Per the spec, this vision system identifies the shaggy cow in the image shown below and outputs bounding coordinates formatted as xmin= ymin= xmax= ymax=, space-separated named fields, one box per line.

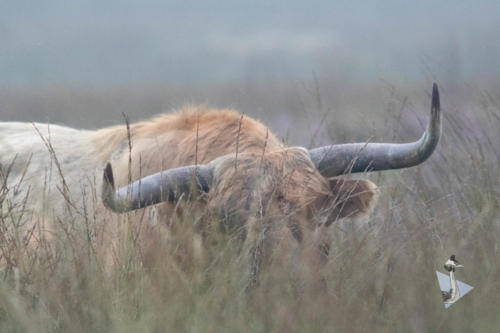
xmin=0 ymin=84 xmax=440 ymax=281
xmin=103 ymin=83 xmax=440 ymax=278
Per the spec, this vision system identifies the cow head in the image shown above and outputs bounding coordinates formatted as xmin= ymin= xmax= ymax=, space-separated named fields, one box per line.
xmin=102 ymin=84 xmax=440 ymax=231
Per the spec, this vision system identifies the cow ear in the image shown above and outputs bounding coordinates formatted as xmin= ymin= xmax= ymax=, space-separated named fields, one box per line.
xmin=324 ymin=178 xmax=379 ymax=223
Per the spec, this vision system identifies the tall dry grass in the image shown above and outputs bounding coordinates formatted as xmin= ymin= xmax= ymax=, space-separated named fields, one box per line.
xmin=0 ymin=80 xmax=499 ymax=332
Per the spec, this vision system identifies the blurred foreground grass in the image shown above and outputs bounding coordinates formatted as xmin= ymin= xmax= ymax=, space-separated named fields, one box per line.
xmin=0 ymin=80 xmax=499 ymax=332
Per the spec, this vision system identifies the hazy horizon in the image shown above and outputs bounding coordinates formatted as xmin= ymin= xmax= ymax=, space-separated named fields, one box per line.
xmin=1 ymin=1 xmax=499 ymax=88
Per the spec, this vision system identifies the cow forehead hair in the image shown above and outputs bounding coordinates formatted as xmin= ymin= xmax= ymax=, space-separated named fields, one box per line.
xmin=211 ymin=146 xmax=318 ymax=178
xmin=209 ymin=147 xmax=331 ymax=203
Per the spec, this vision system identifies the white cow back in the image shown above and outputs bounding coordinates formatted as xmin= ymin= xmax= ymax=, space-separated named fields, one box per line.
xmin=0 ymin=122 xmax=104 ymax=218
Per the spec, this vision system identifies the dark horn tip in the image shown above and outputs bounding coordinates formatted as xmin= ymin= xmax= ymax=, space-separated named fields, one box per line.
xmin=432 ymin=83 xmax=440 ymax=111
xmin=103 ymin=162 xmax=115 ymax=190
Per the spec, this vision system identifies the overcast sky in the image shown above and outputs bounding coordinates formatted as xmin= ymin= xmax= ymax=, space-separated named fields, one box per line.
xmin=1 ymin=1 xmax=499 ymax=87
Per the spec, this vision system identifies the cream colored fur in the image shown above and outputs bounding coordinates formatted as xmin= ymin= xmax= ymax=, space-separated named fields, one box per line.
xmin=0 ymin=106 xmax=379 ymax=275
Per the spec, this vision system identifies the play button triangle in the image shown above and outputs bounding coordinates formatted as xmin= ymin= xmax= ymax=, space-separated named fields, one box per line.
xmin=436 ymin=270 xmax=473 ymax=308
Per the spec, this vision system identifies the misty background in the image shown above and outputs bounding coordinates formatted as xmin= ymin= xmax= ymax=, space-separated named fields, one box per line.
xmin=0 ymin=0 xmax=499 ymax=144
xmin=2 ymin=1 xmax=499 ymax=86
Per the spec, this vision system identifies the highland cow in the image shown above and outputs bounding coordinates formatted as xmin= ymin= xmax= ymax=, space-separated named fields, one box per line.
xmin=0 ymin=84 xmax=440 ymax=283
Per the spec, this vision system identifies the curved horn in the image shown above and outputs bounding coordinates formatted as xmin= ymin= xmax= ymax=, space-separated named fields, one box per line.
xmin=102 ymin=162 xmax=213 ymax=213
xmin=309 ymin=83 xmax=441 ymax=177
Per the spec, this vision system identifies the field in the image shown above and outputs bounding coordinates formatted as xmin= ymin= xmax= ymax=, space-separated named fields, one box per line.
xmin=0 ymin=78 xmax=499 ymax=332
